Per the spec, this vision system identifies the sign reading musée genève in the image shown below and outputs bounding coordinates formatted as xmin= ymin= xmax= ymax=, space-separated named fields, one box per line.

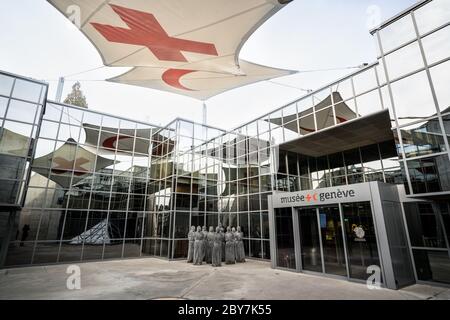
xmin=271 ymin=183 xmax=372 ymax=208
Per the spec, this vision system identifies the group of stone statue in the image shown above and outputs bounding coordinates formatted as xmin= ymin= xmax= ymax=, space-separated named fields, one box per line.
xmin=187 ymin=225 xmax=246 ymax=267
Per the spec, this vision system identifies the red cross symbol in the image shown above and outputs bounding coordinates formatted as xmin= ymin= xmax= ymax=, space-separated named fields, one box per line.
xmin=52 ymin=157 xmax=90 ymax=176
xmin=306 ymin=194 xmax=312 ymax=202
xmin=91 ymin=4 xmax=218 ymax=62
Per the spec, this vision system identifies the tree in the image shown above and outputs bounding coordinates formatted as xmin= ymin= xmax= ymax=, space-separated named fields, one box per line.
xmin=64 ymin=82 xmax=88 ymax=108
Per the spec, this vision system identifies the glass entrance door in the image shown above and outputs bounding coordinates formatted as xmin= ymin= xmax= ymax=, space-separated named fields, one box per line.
xmin=342 ymin=202 xmax=380 ymax=280
xmin=297 ymin=205 xmax=347 ymax=277
xmin=298 ymin=208 xmax=322 ymax=272
xmin=319 ymin=206 xmax=347 ymax=276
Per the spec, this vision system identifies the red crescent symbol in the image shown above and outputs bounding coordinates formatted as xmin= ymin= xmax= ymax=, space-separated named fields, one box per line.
xmin=336 ymin=116 xmax=347 ymax=124
xmin=103 ymin=135 xmax=131 ymax=149
xmin=162 ymin=69 xmax=197 ymax=91
xmin=300 ymin=126 xmax=315 ymax=133
xmin=313 ymin=194 xmax=318 ymax=201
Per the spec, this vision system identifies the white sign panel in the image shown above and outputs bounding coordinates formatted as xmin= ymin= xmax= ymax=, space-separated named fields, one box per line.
xmin=271 ymin=183 xmax=373 ymax=208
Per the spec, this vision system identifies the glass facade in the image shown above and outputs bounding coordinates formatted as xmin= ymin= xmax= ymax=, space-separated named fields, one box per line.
xmin=0 ymin=0 xmax=448 ymax=286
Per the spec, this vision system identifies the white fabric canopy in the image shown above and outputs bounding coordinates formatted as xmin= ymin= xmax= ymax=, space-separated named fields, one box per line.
xmin=32 ymin=139 xmax=116 ymax=188
xmin=82 ymin=123 xmax=175 ymax=156
xmin=47 ymin=0 xmax=296 ymax=100
xmin=269 ymin=92 xmax=358 ymax=135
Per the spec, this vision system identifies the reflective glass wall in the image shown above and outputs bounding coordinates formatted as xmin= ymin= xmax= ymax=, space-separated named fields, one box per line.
xmin=372 ymin=0 xmax=450 ymax=285
xmin=5 ymin=102 xmax=165 ymax=266
xmin=0 ymin=72 xmax=47 ymax=207
xmin=374 ymin=0 xmax=450 ymax=196
xmin=0 ymin=71 xmax=48 ymax=267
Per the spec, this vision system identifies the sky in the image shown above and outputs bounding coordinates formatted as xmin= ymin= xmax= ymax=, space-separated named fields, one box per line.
xmin=0 ymin=0 xmax=418 ymax=130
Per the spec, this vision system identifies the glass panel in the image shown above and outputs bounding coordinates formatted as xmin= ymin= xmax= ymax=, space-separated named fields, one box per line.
xmin=319 ymin=206 xmax=347 ymax=276
xmin=44 ymin=103 xmax=62 ymax=122
xmin=0 ymin=179 xmax=22 ymax=204
xmin=390 ymin=71 xmax=436 ymax=126
xmin=104 ymin=240 xmax=124 ymax=259
xmin=315 ymin=107 xmax=335 ymax=130
xmin=412 ymin=249 xmax=450 ymax=284
xmin=250 ymin=240 xmax=262 ymax=259
xmin=275 ymin=208 xmax=296 ymax=269
xmin=384 ymin=41 xmax=424 ymax=80
xmin=61 ymin=211 xmax=88 ymax=241
xmin=263 ymin=241 xmax=270 ymax=260
xmin=329 ymin=153 xmax=345 ymax=177
xmin=59 ymin=241 xmax=82 ymax=263
xmin=123 ymin=240 xmax=141 ymax=258
xmin=353 ymin=68 xmax=378 ymax=95
xmin=379 ymin=15 xmax=416 ymax=53
xmin=36 ymin=212 xmax=65 ymax=240
xmin=3 ymin=120 xmax=33 ymax=138
xmin=12 ymin=79 xmax=43 ymax=103
xmin=298 ymin=114 xmax=315 ymax=135
xmin=33 ymin=242 xmax=59 ymax=264
xmin=430 ymin=60 xmax=450 ymax=112
xmin=5 ymin=242 xmax=34 ymax=266
xmin=173 ymin=240 xmax=188 ymax=258
xmin=39 ymin=120 xmax=60 ymax=139
xmin=415 ymin=0 xmax=450 ymax=35
xmin=250 ymin=212 xmax=261 ymax=238
xmin=332 ymin=80 xmax=354 ymax=102
xmin=0 ymin=97 xmax=8 ymax=118
xmin=299 ymin=208 xmax=322 ymax=272
xmin=262 ymin=212 xmax=269 ymax=239
xmin=407 ymin=157 xmax=445 ymax=194
xmin=404 ymin=202 xmax=447 ymax=248
xmin=400 ymin=119 xmax=446 ymax=158
xmin=355 ymin=89 xmax=383 ymax=117
xmin=0 ymin=74 xmax=14 ymax=96
xmin=439 ymin=202 xmax=450 ymax=245
xmin=342 ymin=202 xmax=381 ymax=280
xmin=422 ymin=26 xmax=450 ymax=65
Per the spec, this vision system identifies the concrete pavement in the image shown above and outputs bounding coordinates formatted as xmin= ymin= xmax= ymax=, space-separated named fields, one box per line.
xmin=0 ymin=258 xmax=449 ymax=300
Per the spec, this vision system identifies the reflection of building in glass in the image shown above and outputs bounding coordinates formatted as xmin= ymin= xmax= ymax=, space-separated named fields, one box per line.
xmin=0 ymin=0 xmax=449 ymax=288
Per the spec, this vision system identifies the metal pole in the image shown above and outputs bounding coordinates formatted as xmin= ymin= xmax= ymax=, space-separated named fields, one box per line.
xmin=55 ymin=77 xmax=65 ymax=102
xmin=202 ymin=102 xmax=207 ymax=126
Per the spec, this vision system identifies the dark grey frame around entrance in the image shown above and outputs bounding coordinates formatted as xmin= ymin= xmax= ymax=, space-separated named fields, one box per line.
xmin=268 ymin=182 xmax=416 ymax=290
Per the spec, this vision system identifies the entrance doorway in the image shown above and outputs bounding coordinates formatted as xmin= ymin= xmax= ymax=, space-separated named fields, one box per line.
xmin=298 ymin=205 xmax=346 ymax=277
xmin=297 ymin=203 xmax=380 ymax=280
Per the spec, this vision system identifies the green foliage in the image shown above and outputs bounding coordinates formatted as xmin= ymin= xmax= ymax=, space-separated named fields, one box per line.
xmin=64 ymin=82 xmax=88 ymax=108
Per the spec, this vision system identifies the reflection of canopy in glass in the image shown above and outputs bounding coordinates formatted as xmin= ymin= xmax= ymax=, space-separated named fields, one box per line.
xmin=83 ymin=123 xmax=174 ymax=156
xmin=47 ymin=0 xmax=296 ymax=100
xmin=0 ymin=127 xmax=32 ymax=157
xmin=268 ymin=92 xmax=358 ymax=135
xmin=32 ymin=139 xmax=116 ymax=188
xmin=400 ymin=120 xmax=446 ymax=147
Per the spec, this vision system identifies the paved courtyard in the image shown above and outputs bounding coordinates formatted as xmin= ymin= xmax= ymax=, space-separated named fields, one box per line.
xmin=0 ymin=258 xmax=449 ymax=300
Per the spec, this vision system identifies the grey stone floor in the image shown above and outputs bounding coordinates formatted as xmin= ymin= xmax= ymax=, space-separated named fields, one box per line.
xmin=0 ymin=258 xmax=449 ymax=300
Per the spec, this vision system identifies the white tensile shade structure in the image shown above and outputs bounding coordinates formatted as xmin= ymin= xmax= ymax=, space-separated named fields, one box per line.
xmin=0 ymin=127 xmax=32 ymax=157
xmin=82 ymin=123 xmax=175 ymax=156
xmin=268 ymin=92 xmax=358 ymax=135
xmin=47 ymin=0 xmax=296 ymax=100
xmin=32 ymin=139 xmax=116 ymax=188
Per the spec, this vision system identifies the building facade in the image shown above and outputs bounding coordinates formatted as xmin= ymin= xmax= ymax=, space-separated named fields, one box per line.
xmin=0 ymin=0 xmax=449 ymax=288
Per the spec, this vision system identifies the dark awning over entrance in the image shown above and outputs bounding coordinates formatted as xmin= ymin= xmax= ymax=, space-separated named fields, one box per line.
xmin=279 ymin=109 xmax=394 ymax=157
